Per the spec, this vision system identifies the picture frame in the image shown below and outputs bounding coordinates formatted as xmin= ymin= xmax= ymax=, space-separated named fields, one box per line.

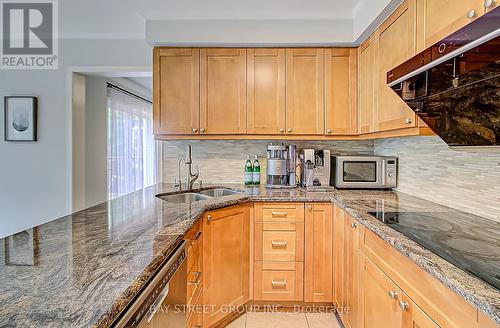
xmin=4 ymin=227 xmax=40 ymax=266
xmin=4 ymin=96 xmax=38 ymax=142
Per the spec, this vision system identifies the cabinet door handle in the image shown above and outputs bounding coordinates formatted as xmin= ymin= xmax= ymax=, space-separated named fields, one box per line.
xmin=405 ymin=118 xmax=412 ymax=124
xmin=399 ymin=300 xmax=409 ymax=311
xmin=388 ymin=290 xmax=398 ymax=300
xmin=271 ymin=279 xmax=287 ymax=287
xmin=192 ymin=128 xmax=198 ymax=133
xmin=287 ymin=128 xmax=292 ymax=133
xmin=351 ymin=222 xmax=357 ymax=229
xmin=466 ymin=9 xmax=477 ymax=19
xmin=271 ymin=240 xmax=288 ymax=247
xmin=271 ymin=211 xmax=288 ymax=217
xmin=326 ymin=129 xmax=332 ymax=134
xmin=307 ymin=204 xmax=313 ymax=210
xmin=193 ymin=231 xmax=202 ymax=241
xmin=484 ymin=0 xmax=496 ymax=8
xmin=200 ymin=128 xmax=206 ymax=133
xmin=207 ymin=215 xmax=212 ymax=222
xmin=279 ymin=128 xmax=285 ymax=133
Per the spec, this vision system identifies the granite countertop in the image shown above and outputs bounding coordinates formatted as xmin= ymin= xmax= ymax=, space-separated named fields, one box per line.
xmin=0 ymin=184 xmax=498 ymax=327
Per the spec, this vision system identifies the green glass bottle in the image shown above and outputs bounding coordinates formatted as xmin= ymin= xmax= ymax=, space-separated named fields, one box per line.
xmin=253 ymin=155 xmax=261 ymax=185
xmin=244 ymin=155 xmax=253 ymax=185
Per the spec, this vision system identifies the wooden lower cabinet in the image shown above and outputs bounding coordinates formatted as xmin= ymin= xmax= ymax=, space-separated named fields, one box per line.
xmin=202 ymin=204 xmax=250 ymax=327
xmin=333 ymin=206 xmax=345 ymax=309
xmin=402 ymin=293 xmax=439 ymax=328
xmin=333 ymin=206 xmax=359 ymax=328
xmin=304 ymin=203 xmax=333 ymax=302
xmin=253 ymin=203 xmax=305 ymax=302
xmin=359 ymin=252 xmax=403 ymax=328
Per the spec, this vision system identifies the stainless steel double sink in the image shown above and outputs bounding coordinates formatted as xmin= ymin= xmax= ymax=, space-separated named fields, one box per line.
xmin=157 ymin=188 xmax=242 ymax=204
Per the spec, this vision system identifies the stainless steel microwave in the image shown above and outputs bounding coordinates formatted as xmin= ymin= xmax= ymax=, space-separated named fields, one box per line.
xmin=331 ymin=156 xmax=397 ymax=189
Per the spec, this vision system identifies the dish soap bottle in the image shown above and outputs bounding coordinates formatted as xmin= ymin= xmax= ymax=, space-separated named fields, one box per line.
xmin=244 ymin=155 xmax=253 ymax=185
xmin=253 ymin=155 xmax=260 ymax=185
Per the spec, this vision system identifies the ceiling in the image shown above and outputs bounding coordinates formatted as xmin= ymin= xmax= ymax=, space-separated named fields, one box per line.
xmin=60 ymin=0 xmax=400 ymax=44
xmin=124 ymin=0 xmax=364 ymax=20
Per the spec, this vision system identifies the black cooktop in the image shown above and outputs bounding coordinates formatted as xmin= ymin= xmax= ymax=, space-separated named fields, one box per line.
xmin=368 ymin=211 xmax=500 ymax=291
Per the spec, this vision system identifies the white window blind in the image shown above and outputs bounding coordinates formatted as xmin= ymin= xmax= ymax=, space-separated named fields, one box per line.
xmin=107 ymin=86 xmax=155 ymax=200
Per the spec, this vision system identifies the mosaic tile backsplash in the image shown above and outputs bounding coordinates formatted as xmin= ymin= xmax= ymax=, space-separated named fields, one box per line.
xmin=375 ymin=136 xmax=500 ymax=222
xmin=160 ymin=140 xmax=374 ymax=185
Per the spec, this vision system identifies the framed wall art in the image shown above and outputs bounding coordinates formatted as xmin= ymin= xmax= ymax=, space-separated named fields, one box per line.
xmin=4 ymin=96 xmax=38 ymax=142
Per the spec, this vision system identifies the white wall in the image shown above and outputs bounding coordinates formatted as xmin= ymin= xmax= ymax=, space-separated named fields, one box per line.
xmin=0 ymin=39 xmax=152 ymax=238
xmin=72 ymin=73 xmax=87 ymax=211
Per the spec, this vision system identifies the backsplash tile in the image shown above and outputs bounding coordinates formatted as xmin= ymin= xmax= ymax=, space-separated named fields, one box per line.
xmin=160 ymin=140 xmax=374 ymax=185
xmin=375 ymin=136 xmax=500 ymax=222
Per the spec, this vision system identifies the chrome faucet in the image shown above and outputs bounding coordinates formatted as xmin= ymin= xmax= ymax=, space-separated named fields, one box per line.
xmin=174 ymin=158 xmax=185 ymax=191
xmin=185 ymin=144 xmax=199 ymax=191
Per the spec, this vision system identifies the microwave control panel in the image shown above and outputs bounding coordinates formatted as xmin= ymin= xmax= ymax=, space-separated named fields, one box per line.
xmin=385 ymin=158 xmax=397 ymax=187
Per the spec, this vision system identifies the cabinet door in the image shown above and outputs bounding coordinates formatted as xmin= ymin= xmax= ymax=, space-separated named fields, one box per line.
xmin=359 ymin=253 xmax=403 ymax=328
xmin=333 ymin=206 xmax=345 ymax=309
xmin=200 ymin=48 xmax=247 ymax=134
xmin=247 ymin=48 xmax=286 ymax=135
xmin=402 ymin=293 xmax=439 ymax=328
xmin=286 ymin=48 xmax=325 ymax=135
xmin=378 ymin=1 xmax=418 ymax=132
xmin=417 ymin=0 xmax=484 ymax=49
xmin=344 ymin=214 xmax=359 ymax=328
xmin=305 ymin=203 xmax=333 ymax=302
xmin=203 ymin=205 xmax=250 ymax=327
xmin=153 ymin=48 xmax=200 ymax=135
xmin=358 ymin=37 xmax=376 ymax=134
xmin=325 ymin=48 xmax=358 ymax=135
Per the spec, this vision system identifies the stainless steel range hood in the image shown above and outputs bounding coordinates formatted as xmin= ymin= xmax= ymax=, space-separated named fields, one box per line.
xmin=388 ymin=7 xmax=500 ymax=148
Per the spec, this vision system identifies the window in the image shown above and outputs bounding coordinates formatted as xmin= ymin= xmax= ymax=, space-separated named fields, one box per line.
xmin=107 ymin=85 xmax=155 ymax=200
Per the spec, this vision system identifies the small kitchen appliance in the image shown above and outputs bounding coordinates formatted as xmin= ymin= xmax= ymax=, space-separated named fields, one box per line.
xmin=331 ymin=155 xmax=397 ymax=189
xmin=299 ymin=149 xmax=331 ymax=188
xmin=266 ymin=143 xmax=297 ymax=188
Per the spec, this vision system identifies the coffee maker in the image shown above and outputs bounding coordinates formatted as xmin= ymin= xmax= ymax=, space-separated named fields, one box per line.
xmin=300 ymin=149 xmax=331 ymax=188
xmin=266 ymin=143 xmax=297 ymax=188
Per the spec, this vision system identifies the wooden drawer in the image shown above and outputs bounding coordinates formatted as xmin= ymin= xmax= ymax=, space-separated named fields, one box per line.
xmin=253 ymin=261 xmax=303 ymax=301
xmin=360 ymin=227 xmax=477 ymax=328
xmin=254 ymin=222 xmax=304 ymax=262
xmin=186 ymin=220 xmax=202 ymax=306
xmin=255 ymin=203 xmax=304 ymax=223
xmin=187 ymin=288 xmax=203 ymax=328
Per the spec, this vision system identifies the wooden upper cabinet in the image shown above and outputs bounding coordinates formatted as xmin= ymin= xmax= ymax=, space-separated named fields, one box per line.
xmin=377 ymin=1 xmax=418 ymax=132
xmin=247 ymin=49 xmax=286 ymax=135
xmin=200 ymin=48 xmax=247 ymax=134
xmin=153 ymin=48 xmax=200 ymax=135
xmin=416 ymin=0 xmax=484 ymax=50
xmin=304 ymin=203 xmax=333 ymax=303
xmin=359 ymin=253 xmax=403 ymax=328
xmin=358 ymin=37 xmax=376 ymax=134
xmin=286 ymin=48 xmax=325 ymax=135
xmin=324 ymin=48 xmax=358 ymax=135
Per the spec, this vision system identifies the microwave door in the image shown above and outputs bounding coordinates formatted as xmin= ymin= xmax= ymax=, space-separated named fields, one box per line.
xmin=341 ymin=161 xmax=379 ymax=187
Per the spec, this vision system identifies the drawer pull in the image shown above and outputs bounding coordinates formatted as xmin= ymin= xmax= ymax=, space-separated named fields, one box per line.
xmin=388 ymin=290 xmax=398 ymax=300
xmin=271 ymin=240 xmax=288 ymax=247
xmin=187 ymin=271 xmax=202 ymax=285
xmin=271 ymin=279 xmax=287 ymax=287
xmin=399 ymin=300 xmax=409 ymax=311
xmin=193 ymin=231 xmax=202 ymax=241
xmin=271 ymin=211 xmax=288 ymax=217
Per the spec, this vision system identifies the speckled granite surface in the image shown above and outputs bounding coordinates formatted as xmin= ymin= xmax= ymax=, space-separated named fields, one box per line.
xmin=0 ymin=184 xmax=498 ymax=327
xmin=330 ymin=190 xmax=500 ymax=324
